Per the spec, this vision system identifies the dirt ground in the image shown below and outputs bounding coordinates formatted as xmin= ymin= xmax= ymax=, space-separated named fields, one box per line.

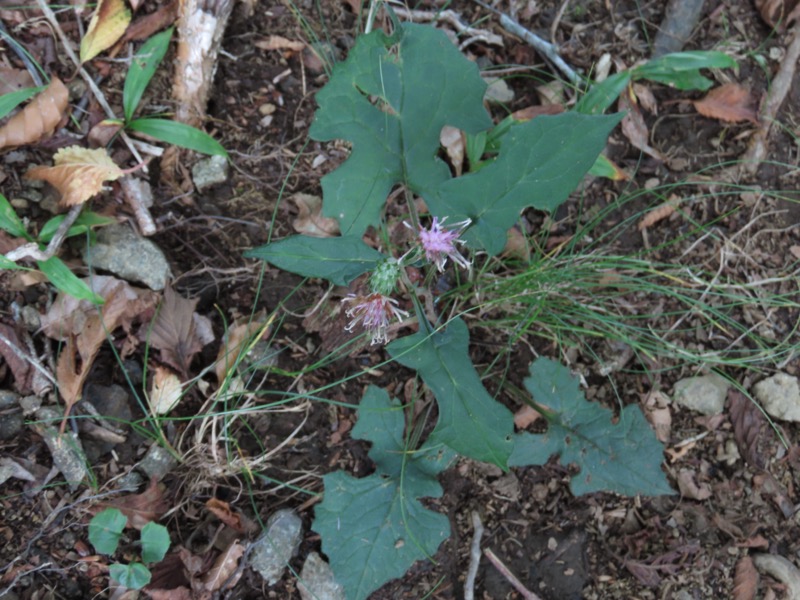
xmin=1 ymin=0 xmax=800 ymax=599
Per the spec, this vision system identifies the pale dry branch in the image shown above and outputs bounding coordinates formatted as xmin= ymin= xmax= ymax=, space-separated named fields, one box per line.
xmin=464 ymin=510 xmax=485 ymax=600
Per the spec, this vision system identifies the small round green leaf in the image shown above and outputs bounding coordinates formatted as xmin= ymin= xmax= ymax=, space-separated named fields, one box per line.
xmin=140 ymin=521 xmax=170 ymax=563
xmin=109 ymin=562 xmax=152 ymax=589
xmin=88 ymin=508 xmax=127 ymax=555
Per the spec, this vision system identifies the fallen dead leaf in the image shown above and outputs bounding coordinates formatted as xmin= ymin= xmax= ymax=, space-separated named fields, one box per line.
xmin=0 ymin=323 xmax=33 ymax=393
xmin=641 ymin=390 xmax=672 ymax=443
xmin=618 ymin=85 xmax=664 ymax=162
xmin=149 ymin=286 xmax=213 ymax=378
xmin=254 ymin=35 xmax=306 ymax=52
xmin=513 ymin=404 xmax=542 ymax=429
xmin=638 ymin=195 xmax=682 ymax=230
xmin=502 ymin=226 xmax=530 ymax=261
xmin=80 ymin=0 xmax=132 ymax=62
xmin=214 ymin=311 xmax=270 ymax=382
xmin=755 ymin=0 xmax=800 ymax=29
xmin=693 ymin=83 xmax=759 ymax=124
xmin=632 ymin=82 xmax=658 ymax=114
xmin=676 ymin=468 xmax=712 ymax=500
xmin=440 ymin=125 xmax=465 ymax=176
xmin=200 ymin=541 xmax=244 ymax=591
xmin=119 ymin=0 xmax=179 ymax=44
xmin=204 ymin=498 xmax=257 ymax=534
xmin=26 ymin=146 xmax=126 ymax=207
xmin=728 ymin=389 xmax=766 ymax=469
xmin=149 ymin=366 xmax=183 ymax=415
xmin=0 ymin=77 xmax=69 ymax=150
xmin=291 ymin=193 xmax=339 ymax=238
xmin=0 ymin=66 xmax=35 ymax=94
xmin=102 ymin=477 xmax=169 ymax=530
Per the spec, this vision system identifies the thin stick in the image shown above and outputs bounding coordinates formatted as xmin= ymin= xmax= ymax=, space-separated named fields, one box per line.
xmin=483 ymin=548 xmax=543 ymax=600
xmin=4 ymin=205 xmax=83 ymax=263
xmin=464 ymin=511 xmax=485 ymax=600
xmin=473 ymin=0 xmax=581 ymax=86
xmin=0 ymin=331 xmax=57 ymax=385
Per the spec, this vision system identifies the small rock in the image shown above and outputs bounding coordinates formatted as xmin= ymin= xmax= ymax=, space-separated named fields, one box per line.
xmin=82 ymin=384 xmax=132 ymax=461
xmin=250 ymin=509 xmax=303 ymax=585
xmin=137 ymin=444 xmax=178 ymax=481
xmin=258 ymin=103 xmax=276 ymax=116
xmin=83 ymin=224 xmax=171 ymax=290
xmin=672 ymin=373 xmax=729 ymax=415
xmin=0 ymin=390 xmax=19 ymax=409
xmin=298 ymin=552 xmax=346 ymax=600
xmin=10 ymin=198 xmax=28 ymax=210
xmin=116 ymin=470 xmax=145 ymax=491
xmin=19 ymin=395 xmax=42 ymax=415
xmin=192 ymin=155 xmax=229 ymax=192
xmin=483 ymin=77 xmax=515 ymax=104
xmin=753 ymin=373 xmax=800 ymax=422
xmin=20 ymin=306 xmax=41 ymax=332
xmin=0 ymin=412 xmax=24 ymax=440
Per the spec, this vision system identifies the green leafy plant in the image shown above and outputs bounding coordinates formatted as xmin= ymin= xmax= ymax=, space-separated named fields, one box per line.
xmin=116 ymin=27 xmax=226 ymax=156
xmin=241 ymin=20 xmax=723 ymax=600
xmin=88 ymin=508 xmax=170 ymax=590
xmin=0 ymin=192 xmax=112 ymax=303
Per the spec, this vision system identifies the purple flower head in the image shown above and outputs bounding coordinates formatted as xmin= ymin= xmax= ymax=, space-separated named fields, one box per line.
xmin=417 ymin=217 xmax=472 ymax=272
xmin=341 ymin=293 xmax=409 ymax=345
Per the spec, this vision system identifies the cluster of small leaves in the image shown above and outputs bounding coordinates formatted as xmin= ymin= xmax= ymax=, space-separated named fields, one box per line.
xmin=89 ymin=507 xmax=170 ymax=589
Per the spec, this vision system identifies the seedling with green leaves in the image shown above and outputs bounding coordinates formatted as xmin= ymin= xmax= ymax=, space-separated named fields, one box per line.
xmin=245 ymin=18 xmax=739 ymax=600
xmin=88 ymin=507 xmax=170 ymax=590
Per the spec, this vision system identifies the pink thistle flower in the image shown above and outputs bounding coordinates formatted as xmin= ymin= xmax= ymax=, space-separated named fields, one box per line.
xmin=341 ymin=293 xmax=409 ymax=345
xmin=417 ymin=217 xmax=471 ymax=272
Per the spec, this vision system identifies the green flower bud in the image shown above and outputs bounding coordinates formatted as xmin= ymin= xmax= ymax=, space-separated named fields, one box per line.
xmin=369 ymin=259 xmax=401 ymax=296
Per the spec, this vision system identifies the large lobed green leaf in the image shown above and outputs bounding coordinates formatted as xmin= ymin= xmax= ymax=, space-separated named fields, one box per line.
xmin=244 ymin=235 xmax=385 ymax=286
xmin=509 ymin=358 xmax=673 ymax=496
xmin=426 ymin=112 xmax=622 ymax=255
xmin=388 ymin=318 xmax=514 ymax=468
xmin=309 ymin=22 xmax=492 ymax=236
xmin=313 ymin=386 xmax=455 ymax=600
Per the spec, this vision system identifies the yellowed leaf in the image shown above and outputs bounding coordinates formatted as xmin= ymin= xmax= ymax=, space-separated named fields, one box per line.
xmin=80 ymin=0 xmax=132 ymax=62
xmin=26 ymin=146 xmax=125 ymax=207
xmin=0 ymin=77 xmax=69 ymax=150
xmin=291 ymin=193 xmax=339 ymax=238
xmin=150 ymin=366 xmax=183 ymax=415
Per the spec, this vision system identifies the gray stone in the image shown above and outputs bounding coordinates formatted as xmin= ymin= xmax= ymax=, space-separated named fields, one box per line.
xmin=20 ymin=306 xmax=41 ymax=332
xmin=192 ymin=155 xmax=229 ymax=192
xmin=0 ymin=390 xmax=19 ymax=409
xmin=137 ymin=444 xmax=178 ymax=481
xmin=753 ymin=373 xmax=800 ymax=422
xmin=483 ymin=77 xmax=515 ymax=104
xmin=18 ymin=395 xmax=42 ymax=415
xmin=250 ymin=509 xmax=303 ymax=585
xmin=0 ymin=412 xmax=24 ymax=440
xmin=82 ymin=383 xmax=132 ymax=461
xmin=298 ymin=552 xmax=346 ymax=600
xmin=83 ymin=224 xmax=171 ymax=290
xmin=673 ymin=373 xmax=729 ymax=415
xmin=33 ymin=407 xmax=88 ymax=490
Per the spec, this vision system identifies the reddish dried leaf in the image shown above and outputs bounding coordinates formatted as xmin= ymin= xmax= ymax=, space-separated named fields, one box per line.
xmin=291 ymin=193 xmax=339 ymax=238
xmin=676 ymin=468 xmax=712 ymax=500
xmin=0 ymin=77 xmax=69 ymax=150
xmin=755 ymin=0 xmax=800 ymax=29
xmin=26 ymin=146 xmax=125 ymax=207
xmin=205 ymin=498 xmax=245 ymax=533
xmin=733 ymin=556 xmax=758 ymax=600
xmin=618 ymin=85 xmax=664 ymax=161
xmin=201 ymin=541 xmax=244 ymax=591
xmin=693 ymin=83 xmax=758 ymax=124
xmin=149 ymin=286 xmax=207 ymax=377
xmin=624 ymin=559 xmax=662 ymax=588
xmin=104 ymin=477 xmax=169 ymax=530
xmin=728 ymin=389 xmax=766 ymax=469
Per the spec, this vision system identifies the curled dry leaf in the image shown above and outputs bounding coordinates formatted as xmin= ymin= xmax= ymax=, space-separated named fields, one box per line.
xmin=0 ymin=77 xmax=69 ymax=151
xmin=693 ymin=83 xmax=759 ymax=124
xmin=618 ymin=85 xmax=664 ymax=162
xmin=440 ymin=125 xmax=465 ymax=177
xmin=733 ymin=555 xmax=758 ymax=600
xmin=26 ymin=146 xmax=125 ymax=207
xmin=513 ymin=404 xmax=542 ymax=429
xmin=291 ymin=193 xmax=340 ymax=238
xmin=200 ymin=541 xmax=245 ymax=592
xmin=727 ymin=389 xmax=766 ymax=469
xmin=642 ymin=390 xmax=672 ymax=443
xmin=755 ymin=0 xmax=800 ymax=29
xmin=204 ymin=498 xmax=257 ymax=533
xmin=150 ymin=366 xmax=183 ymax=415
xmin=80 ymin=0 xmax=132 ymax=62
xmin=676 ymin=468 xmax=712 ymax=500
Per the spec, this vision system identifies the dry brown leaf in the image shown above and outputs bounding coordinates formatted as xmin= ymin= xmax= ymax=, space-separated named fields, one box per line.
xmin=149 ymin=286 xmax=210 ymax=378
xmin=755 ymin=0 xmax=800 ymax=29
xmin=254 ymin=35 xmax=306 ymax=52
xmin=0 ymin=77 xmax=69 ymax=150
xmin=214 ymin=312 xmax=270 ymax=382
xmin=291 ymin=193 xmax=340 ymax=238
xmin=502 ymin=226 xmax=530 ymax=261
xmin=119 ymin=0 xmax=179 ymax=43
xmin=642 ymin=390 xmax=672 ymax=443
xmin=205 ymin=498 xmax=246 ymax=533
xmin=0 ymin=66 xmax=35 ymax=94
xmin=632 ymin=82 xmax=658 ymax=115
xmin=80 ymin=0 xmax=132 ymax=62
xmin=440 ymin=125 xmax=465 ymax=176
xmin=149 ymin=366 xmax=183 ymax=415
xmin=693 ymin=83 xmax=759 ymax=124
xmin=638 ymin=195 xmax=682 ymax=230
xmin=733 ymin=555 xmax=759 ymax=600
xmin=676 ymin=468 xmax=712 ymax=500
xmin=103 ymin=477 xmax=169 ymax=530
xmin=0 ymin=323 xmax=33 ymax=393
xmin=26 ymin=146 xmax=125 ymax=207
xmin=618 ymin=85 xmax=664 ymax=162
xmin=200 ymin=541 xmax=244 ymax=591
xmin=728 ymin=389 xmax=766 ymax=469
xmin=513 ymin=404 xmax=542 ymax=429
xmin=510 ymin=104 xmax=564 ymax=121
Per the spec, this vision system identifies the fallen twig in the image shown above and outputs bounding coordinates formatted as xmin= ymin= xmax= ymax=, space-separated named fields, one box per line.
xmin=4 ymin=205 xmax=83 ymax=263
xmin=464 ymin=510 xmax=485 ymax=600
xmin=473 ymin=0 xmax=581 ymax=86
xmin=390 ymin=5 xmax=504 ymax=49
xmin=483 ymin=548 xmax=543 ymax=600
